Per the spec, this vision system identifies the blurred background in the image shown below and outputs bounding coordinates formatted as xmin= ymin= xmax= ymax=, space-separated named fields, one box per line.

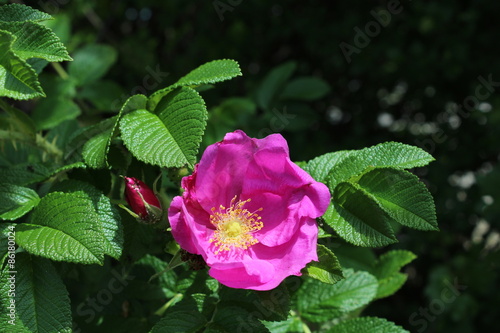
xmin=20 ymin=0 xmax=500 ymax=331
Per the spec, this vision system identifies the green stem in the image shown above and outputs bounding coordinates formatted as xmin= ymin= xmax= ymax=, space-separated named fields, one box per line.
xmin=148 ymin=249 xmax=184 ymax=283
xmin=35 ymin=133 xmax=63 ymax=161
xmin=51 ymin=62 xmax=69 ymax=80
xmin=302 ymin=324 xmax=312 ymax=333
xmin=1 ymin=98 xmax=64 ymax=161
xmin=154 ymin=293 xmax=183 ymax=316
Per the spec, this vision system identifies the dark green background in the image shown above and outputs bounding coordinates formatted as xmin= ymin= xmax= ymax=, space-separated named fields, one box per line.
xmin=26 ymin=0 xmax=500 ymax=331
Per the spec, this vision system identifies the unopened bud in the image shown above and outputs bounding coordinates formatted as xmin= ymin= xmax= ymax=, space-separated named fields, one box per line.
xmin=123 ymin=176 xmax=162 ymax=224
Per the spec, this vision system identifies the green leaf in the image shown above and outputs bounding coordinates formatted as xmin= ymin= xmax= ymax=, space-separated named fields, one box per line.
xmin=15 ymin=192 xmax=106 ymax=264
xmin=262 ymin=317 xmax=305 ymax=333
xmin=121 ymin=87 xmax=207 ymax=168
xmin=31 ymin=75 xmax=79 ymax=130
xmin=0 ymin=183 xmax=40 ymax=220
xmin=0 ymin=100 xmax=36 ymax=138
xmin=176 ymin=59 xmax=241 ymax=87
xmin=82 ymin=127 xmax=112 ymax=169
xmin=150 ymin=310 xmax=207 ymax=333
xmin=147 ymin=59 xmax=241 ymax=111
xmin=0 ymin=3 xmax=52 ymax=23
xmin=51 ymin=180 xmax=123 ymax=260
xmin=280 ymin=77 xmax=330 ymax=101
xmin=0 ymin=164 xmax=52 ymax=186
xmin=79 ymin=80 xmax=125 ymax=110
xmin=82 ymin=94 xmax=147 ymax=168
xmin=68 ymin=44 xmax=117 ymax=86
xmin=296 ymin=269 xmax=378 ymax=323
xmin=328 ymin=142 xmax=435 ymax=189
xmin=0 ymin=30 xmax=44 ymax=100
xmin=356 ymin=168 xmax=438 ymax=231
xmin=256 ymin=61 xmax=296 ymax=110
xmin=305 ymin=150 xmax=355 ymax=183
xmin=327 ymin=182 xmax=398 ymax=247
xmin=325 ymin=317 xmax=409 ymax=333
xmin=303 ymin=244 xmax=344 ymax=284
xmin=0 ymin=162 xmax=86 ymax=187
xmin=210 ymin=306 xmax=269 ymax=333
xmin=0 ymin=21 xmax=71 ymax=62
xmin=371 ymin=250 xmax=416 ymax=299
xmin=0 ymin=253 xmax=72 ymax=333
xmin=65 ymin=117 xmax=116 ymax=163
xmin=331 ymin=245 xmax=376 ymax=273
xmin=254 ymin=283 xmax=291 ymax=321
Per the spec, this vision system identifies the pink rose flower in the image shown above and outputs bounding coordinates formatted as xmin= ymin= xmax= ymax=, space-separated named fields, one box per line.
xmin=168 ymin=130 xmax=330 ymax=290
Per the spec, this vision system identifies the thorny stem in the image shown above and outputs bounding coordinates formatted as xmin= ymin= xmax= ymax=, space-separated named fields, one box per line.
xmin=0 ymin=99 xmax=64 ymax=162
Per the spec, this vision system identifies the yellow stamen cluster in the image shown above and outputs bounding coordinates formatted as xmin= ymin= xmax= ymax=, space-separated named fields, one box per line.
xmin=209 ymin=196 xmax=264 ymax=254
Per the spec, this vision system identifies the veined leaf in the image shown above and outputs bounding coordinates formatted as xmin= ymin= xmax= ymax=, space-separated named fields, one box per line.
xmin=0 ymin=3 xmax=52 ymax=23
xmin=15 ymin=192 xmax=106 ymax=264
xmin=327 ymin=182 xmax=398 ymax=247
xmin=328 ymin=142 xmax=434 ymax=189
xmin=121 ymin=87 xmax=207 ymax=168
xmin=210 ymin=306 xmax=269 ymax=333
xmin=0 ymin=183 xmax=40 ymax=220
xmin=82 ymin=129 xmax=111 ymax=169
xmin=51 ymin=180 xmax=123 ymax=260
xmin=371 ymin=250 xmax=416 ymax=299
xmin=356 ymin=168 xmax=438 ymax=231
xmin=31 ymin=75 xmax=79 ymax=130
xmin=150 ymin=311 xmax=207 ymax=333
xmin=303 ymin=244 xmax=344 ymax=284
xmin=262 ymin=317 xmax=305 ymax=333
xmin=0 ymin=21 xmax=71 ymax=62
xmin=296 ymin=269 xmax=378 ymax=323
xmin=0 ymin=253 xmax=72 ymax=333
xmin=0 ymin=30 xmax=44 ymax=100
xmin=82 ymin=94 xmax=147 ymax=168
xmin=176 ymin=59 xmax=241 ymax=88
xmin=147 ymin=59 xmax=241 ymax=111
xmin=65 ymin=117 xmax=116 ymax=163
xmin=255 ymin=283 xmax=291 ymax=321
xmin=325 ymin=317 xmax=409 ymax=333
xmin=0 ymin=164 xmax=52 ymax=186
xmin=305 ymin=150 xmax=355 ymax=183
xmin=0 ymin=162 xmax=85 ymax=186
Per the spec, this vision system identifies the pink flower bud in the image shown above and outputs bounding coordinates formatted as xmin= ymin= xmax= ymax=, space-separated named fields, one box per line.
xmin=123 ymin=176 xmax=162 ymax=224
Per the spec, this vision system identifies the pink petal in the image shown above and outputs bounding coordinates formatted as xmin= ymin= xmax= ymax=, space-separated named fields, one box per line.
xmin=209 ymin=259 xmax=275 ymax=290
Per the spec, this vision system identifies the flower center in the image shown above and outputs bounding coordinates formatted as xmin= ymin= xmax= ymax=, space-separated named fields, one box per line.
xmin=209 ymin=196 xmax=264 ymax=254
